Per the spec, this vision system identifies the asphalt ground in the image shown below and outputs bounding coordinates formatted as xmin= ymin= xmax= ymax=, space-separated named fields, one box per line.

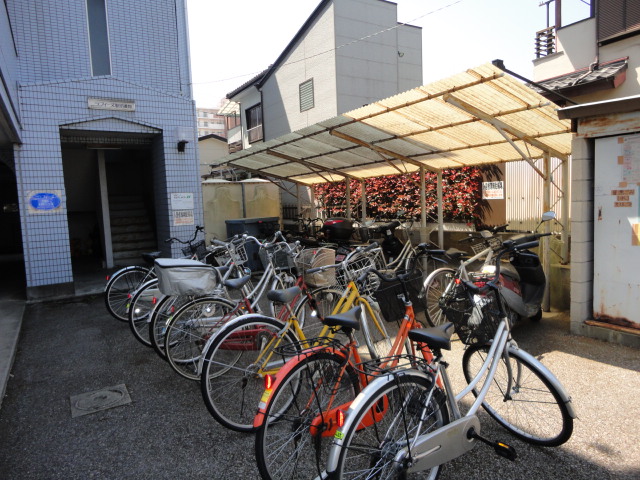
xmin=0 ymin=292 xmax=639 ymax=480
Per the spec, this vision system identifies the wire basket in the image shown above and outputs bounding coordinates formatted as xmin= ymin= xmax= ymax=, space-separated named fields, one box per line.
xmin=294 ymin=247 xmax=336 ymax=287
xmin=372 ymin=270 xmax=425 ymax=323
xmin=209 ymin=245 xmax=231 ymax=267
xmin=227 ymin=239 xmax=249 ymax=265
xmin=470 ymin=236 xmax=503 ymax=255
xmin=438 ymin=283 xmax=500 ymax=345
xmin=182 ymin=240 xmax=208 ymax=259
xmin=259 ymin=243 xmax=296 ymax=272
xmin=337 ymin=249 xmax=385 ymax=295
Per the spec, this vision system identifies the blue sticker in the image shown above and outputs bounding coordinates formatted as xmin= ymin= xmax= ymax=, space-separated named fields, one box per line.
xmin=29 ymin=192 xmax=61 ymax=211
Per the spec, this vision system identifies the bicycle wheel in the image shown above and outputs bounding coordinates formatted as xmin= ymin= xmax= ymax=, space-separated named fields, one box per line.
xmin=330 ymin=371 xmax=449 ymax=480
xmin=164 ymin=296 xmax=236 ymax=380
xmin=294 ymin=286 xmax=344 ymax=339
xmin=423 ymin=268 xmax=455 ymax=327
xmin=149 ymin=294 xmax=194 ymax=360
xmin=462 ymin=344 xmax=573 ymax=446
xmin=200 ymin=315 xmax=301 ymax=432
xmin=255 ymin=351 xmax=361 ymax=480
xmin=128 ymin=279 xmax=161 ymax=347
xmin=104 ymin=266 xmax=154 ymax=321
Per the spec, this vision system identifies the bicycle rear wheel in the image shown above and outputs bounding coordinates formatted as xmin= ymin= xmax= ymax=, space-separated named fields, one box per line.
xmin=330 ymin=371 xmax=449 ymax=480
xmin=104 ymin=266 xmax=154 ymax=321
xmin=357 ymin=299 xmax=394 ymax=361
xmin=462 ymin=343 xmax=573 ymax=446
xmin=163 ymin=296 xmax=236 ymax=380
xmin=423 ymin=268 xmax=455 ymax=327
xmin=200 ymin=316 xmax=301 ymax=432
xmin=255 ymin=350 xmax=361 ymax=480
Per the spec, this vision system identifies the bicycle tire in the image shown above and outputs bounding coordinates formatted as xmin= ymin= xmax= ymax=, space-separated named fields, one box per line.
xmin=255 ymin=350 xmax=361 ymax=480
xmin=163 ymin=296 xmax=236 ymax=380
xmin=423 ymin=268 xmax=455 ymax=327
xmin=200 ymin=315 xmax=302 ymax=432
xmin=104 ymin=266 xmax=155 ymax=322
xmin=462 ymin=343 xmax=573 ymax=446
xmin=127 ymin=279 xmax=161 ymax=347
xmin=329 ymin=371 xmax=449 ymax=480
xmin=148 ymin=294 xmax=195 ymax=360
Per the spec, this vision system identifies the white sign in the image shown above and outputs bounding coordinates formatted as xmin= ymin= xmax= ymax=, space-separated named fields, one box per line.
xmin=482 ymin=181 xmax=504 ymax=200
xmin=173 ymin=210 xmax=194 ymax=226
xmin=88 ymin=97 xmax=135 ymax=112
xmin=170 ymin=193 xmax=194 ymax=210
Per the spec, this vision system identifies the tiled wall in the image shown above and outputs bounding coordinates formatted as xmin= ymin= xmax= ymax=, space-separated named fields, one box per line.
xmin=6 ymin=0 xmax=201 ymax=294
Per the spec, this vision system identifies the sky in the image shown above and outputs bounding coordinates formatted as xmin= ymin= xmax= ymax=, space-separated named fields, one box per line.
xmin=186 ymin=0 xmax=592 ymax=108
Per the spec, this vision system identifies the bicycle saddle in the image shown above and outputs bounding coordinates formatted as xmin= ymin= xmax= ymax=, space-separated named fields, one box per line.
xmin=408 ymin=322 xmax=455 ymax=351
xmin=223 ymin=275 xmax=252 ymax=291
xmin=142 ymin=251 xmax=162 ymax=265
xmin=323 ymin=305 xmax=362 ymax=332
xmin=266 ymin=286 xmax=301 ymax=304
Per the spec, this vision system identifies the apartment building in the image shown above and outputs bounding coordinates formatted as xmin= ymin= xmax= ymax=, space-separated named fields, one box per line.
xmin=0 ymin=0 xmax=202 ymax=300
xmin=196 ymin=107 xmax=226 ymax=138
xmin=531 ymin=0 xmax=640 ymax=345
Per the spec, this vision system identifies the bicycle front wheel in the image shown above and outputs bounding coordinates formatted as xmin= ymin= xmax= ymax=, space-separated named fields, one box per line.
xmin=128 ymin=279 xmax=161 ymax=347
xmin=164 ymin=296 xmax=236 ymax=380
xmin=255 ymin=350 xmax=361 ymax=480
xmin=148 ymin=294 xmax=194 ymax=360
xmin=104 ymin=266 xmax=154 ymax=321
xmin=330 ymin=372 xmax=449 ymax=480
xmin=200 ymin=316 xmax=301 ymax=432
xmin=462 ymin=343 xmax=573 ymax=446
xmin=423 ymin=268 xmax=455 ymax=327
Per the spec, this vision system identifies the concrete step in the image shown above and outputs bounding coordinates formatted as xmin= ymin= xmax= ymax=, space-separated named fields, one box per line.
xmin=110 ymin=202 xmax=145 ymax=212
xmin=110 ymin=223 xmax=154 ymax=235
xmin=110 ymin=209 xmax=148 ymax=218
xmin=112 ymin=231 xmax=156 ymax=243
xmin=112 ymin=240 xmax=157 ymax=253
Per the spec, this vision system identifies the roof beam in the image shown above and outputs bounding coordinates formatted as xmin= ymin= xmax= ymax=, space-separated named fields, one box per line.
xmin=443 ymin=93 xmax=569 ymax=160
xmin=216 ymin=162 xmax=312 ymax=186
xmin=329 ymin=129 xmax=439 ymax=172
xmin=266 ymin=149 xmax=358 ymax=182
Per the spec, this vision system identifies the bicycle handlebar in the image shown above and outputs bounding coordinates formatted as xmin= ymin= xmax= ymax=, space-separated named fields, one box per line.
xmin=164 ymin=225 xmax=205 ymax=244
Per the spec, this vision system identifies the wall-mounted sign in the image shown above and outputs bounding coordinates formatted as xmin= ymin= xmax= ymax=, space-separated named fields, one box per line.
xmin=171 ymin=192 xmax=194 ymax=210
xmin=27 ymin=191 xmax=62 ymax=214
xmin=88 ymin=97 xmax=135 ymax=112
xmin=482 ymin=181 xmax=504 ymax=200
xmin=173 ymin=209 xmax=194 ymax=226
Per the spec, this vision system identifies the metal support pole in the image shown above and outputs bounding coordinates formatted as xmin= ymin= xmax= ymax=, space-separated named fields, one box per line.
xmin=420 ymin=167 xmax=427 ymax=243
xmin=542 ymin=153 xmax=551 ymax=312
xmin=296 ymin=183 xmax=302 ymax=218
xmin=345 ymin=179 xmax=351 ymax=219
xmin=360 ymin=180 xmax=366 ymax=224
xmin=437 ymin=170 xmax=444 ymax=248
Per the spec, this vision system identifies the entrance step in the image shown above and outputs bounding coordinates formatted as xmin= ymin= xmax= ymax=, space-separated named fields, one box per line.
xmin=108 ymin=194 xmax=156 ymax=266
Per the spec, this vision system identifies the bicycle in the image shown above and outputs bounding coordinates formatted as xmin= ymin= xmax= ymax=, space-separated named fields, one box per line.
xmin=161 ymin=233 xmax=303 ymax=380
xmin=325 ymin=233 xmax=576 ymax=480
xmin=198 ymin=242 xmax=397 ymax=433
xmin=253 ymin=248 xmax=445 ymax=480
xmin=104 ymin=225 xmax=210 ymax=322
xmin=422 ymin=224 xmax=509 ymax=326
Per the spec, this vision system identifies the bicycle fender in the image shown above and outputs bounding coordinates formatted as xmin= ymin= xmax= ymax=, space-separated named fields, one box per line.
xmin=326 ymin=369 xmax=431 ymax=475
xmin=196 ymin=313 xmax=279 ymax=375
xmin=507 ymin=345 xmax=577 ymax=419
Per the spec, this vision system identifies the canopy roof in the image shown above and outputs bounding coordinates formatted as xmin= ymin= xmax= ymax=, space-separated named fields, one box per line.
xmin=211 ymin=63 xmax=572 ymax=185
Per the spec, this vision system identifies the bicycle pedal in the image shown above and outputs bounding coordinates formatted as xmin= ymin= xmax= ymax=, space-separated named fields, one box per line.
xmin=467 ymin=428 xmax=517 ymax=462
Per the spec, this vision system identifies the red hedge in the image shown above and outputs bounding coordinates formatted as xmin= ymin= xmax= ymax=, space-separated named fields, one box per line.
xmin=313 ymin=167 xmax=487 ymax=224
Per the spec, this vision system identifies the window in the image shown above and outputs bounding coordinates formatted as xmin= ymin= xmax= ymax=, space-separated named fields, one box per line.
xmin=598 ymin=0 xmax=640 ymax=43
xmin=246 ymin=104 xmax=263 ymax=143
xmin=300 ymin=79 xmax=314 ymax=112
xmin=86 ymin=0 xmax=111 ymax=76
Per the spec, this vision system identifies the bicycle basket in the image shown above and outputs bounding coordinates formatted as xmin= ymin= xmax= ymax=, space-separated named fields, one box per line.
xmin=372 ymin=270 xmax=425 ymax=323
xmin=155 ymin=258 xmax=218 ymax=296
xmin=470 ymin=236 xmax=502 ymax=255
xmin=181 ymin=239 xmax=208 ymax=259
xmin=228 ymin=239 xmax=249 ymax=265
xmin=210 ymin=245 xmax=231 ymax=267
xmin=294 ymin=247 xmax=336 ymax=287
xmin=337 ymin=249 xmax=384 ymax=294
xmin=439 ymin=283 xmax=500 ymax=345
xmin=259 ymin=243 xmax=296 ymax=272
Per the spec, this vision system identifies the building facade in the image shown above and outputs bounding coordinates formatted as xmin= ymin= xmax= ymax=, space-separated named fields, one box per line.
xmin=0 ymin=0 xmax=203 ymax=300
xmin=196 ymin=107 xmax=226 ymax=138
xmin=532 ymin=0 xmax=640 ymax=345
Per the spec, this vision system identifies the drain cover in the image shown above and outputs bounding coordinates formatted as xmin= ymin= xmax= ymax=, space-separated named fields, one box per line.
xmin=70 ymin=384 xmax=131 ymax=418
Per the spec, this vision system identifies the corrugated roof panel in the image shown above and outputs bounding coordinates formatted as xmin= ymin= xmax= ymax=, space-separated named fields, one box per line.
xmin=212 ymin=63 xmax=572 ymax=184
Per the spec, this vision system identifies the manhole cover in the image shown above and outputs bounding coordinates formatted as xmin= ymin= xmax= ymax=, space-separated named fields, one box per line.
xmin=70 ymin=384 xmax=131 ymax=418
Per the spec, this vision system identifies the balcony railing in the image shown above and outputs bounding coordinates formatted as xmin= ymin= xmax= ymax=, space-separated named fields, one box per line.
xmin=535 ymin=26 xmax=556 ymax=58
xmin=247 ymin=125 xmax=263 ymax=144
